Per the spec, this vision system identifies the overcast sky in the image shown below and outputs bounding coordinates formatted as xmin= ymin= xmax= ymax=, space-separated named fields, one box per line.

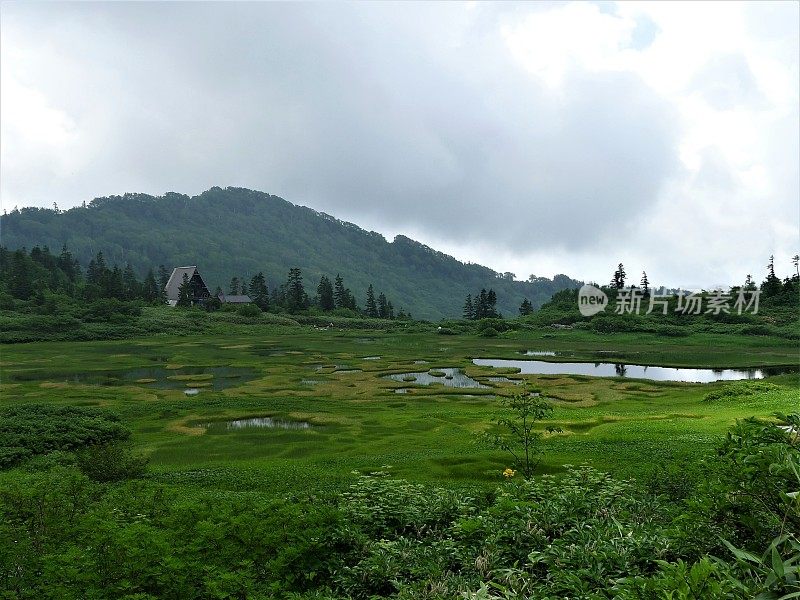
xmin=2 ymin=1 xmax=798 ymax=288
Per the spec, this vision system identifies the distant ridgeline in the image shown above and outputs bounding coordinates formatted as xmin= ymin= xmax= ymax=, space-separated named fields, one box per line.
xmin=0 ymin=187 xmax=582 ymax=319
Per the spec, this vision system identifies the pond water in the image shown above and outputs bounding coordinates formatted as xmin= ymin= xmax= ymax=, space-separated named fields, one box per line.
xmin=384 ymin=368 xmax=488 ymax=388
xmin=204 ymin=417 xmax=312 ymax=431
xmin=472 ymin=359 xmax=797 ymax=383
xmin=361 ymin=356 xmax=381 ymax=360
xmin=523 ymin=351 xmax=558 ymax=356
xmin=16 ymin=366 xmax=260 ymax=390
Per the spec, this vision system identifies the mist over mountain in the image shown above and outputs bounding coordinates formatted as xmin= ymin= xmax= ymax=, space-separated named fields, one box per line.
xmin=0 ymin=187 xmax=581 ymax=319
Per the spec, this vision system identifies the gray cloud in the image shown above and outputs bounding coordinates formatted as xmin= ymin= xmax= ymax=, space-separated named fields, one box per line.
xmin=1 ymin=2 xmax=796 ymax=286
xmin=1 ymin=2 xmax=678 ymax=251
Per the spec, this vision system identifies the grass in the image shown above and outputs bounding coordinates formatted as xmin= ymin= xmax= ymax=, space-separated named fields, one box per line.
xmin=0 ymin=326 xmax=797 ymax=495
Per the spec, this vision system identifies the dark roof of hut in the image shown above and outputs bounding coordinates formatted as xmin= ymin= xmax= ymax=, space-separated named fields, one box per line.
xmin=218 ymin=293 xmax=252 ymax=304
xmin=164 ymin=266 xmax=209 ymax=301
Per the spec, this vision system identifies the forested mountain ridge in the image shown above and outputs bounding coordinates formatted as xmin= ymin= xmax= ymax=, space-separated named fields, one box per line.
xmin=0 ymin=187 xmax=581 ymax=319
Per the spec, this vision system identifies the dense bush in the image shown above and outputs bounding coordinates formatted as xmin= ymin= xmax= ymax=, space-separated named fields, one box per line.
xmin=75 ymin=442 xmax=149 ymax=482
xmin=0 ymin=414 xmax=796 ymax=598
xmin=0 ymin=404 xmax=130 ymax=468
xmin=236 ymin=303 xmax=262 ymax=317
xmin=81 ymin=298 xmax=143 ymax=322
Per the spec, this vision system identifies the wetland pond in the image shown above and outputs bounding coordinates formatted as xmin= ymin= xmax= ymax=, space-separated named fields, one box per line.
xmin=203 ymin=417 xmax=313 ymax=431
xmin=472 ymin=358 xmax=797 ymax=383
xmin=384 ymin=368 xmax=488 ymax=388
xmin=13 ymin=366 xmax=260 ymax=391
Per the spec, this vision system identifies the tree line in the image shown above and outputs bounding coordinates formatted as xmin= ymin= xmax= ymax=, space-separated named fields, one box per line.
xmin=462 ymin=288 xmax=500 ymax=319
xmin=189 ymin=267 xmax=406 ymax=319
xmin=0 ymin=244 xmax=407 ymax=320
xmin=605 ymin=255 xmax=799 ymax=305
xmin=0 ymin=245 xmax=166 ymax=306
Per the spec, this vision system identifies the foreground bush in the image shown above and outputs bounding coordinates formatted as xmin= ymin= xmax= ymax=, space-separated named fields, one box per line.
xmin=0 ymin=405 xmax=130 ymax=468
xmin=0 ymin=414 xmax=796 ymax=598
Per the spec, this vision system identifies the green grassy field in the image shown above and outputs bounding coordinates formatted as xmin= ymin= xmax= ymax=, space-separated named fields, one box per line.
xmin=1 ymin=326 xmax=797 ymax=496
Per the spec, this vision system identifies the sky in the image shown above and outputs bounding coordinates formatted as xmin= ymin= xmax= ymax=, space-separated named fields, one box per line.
xmin=1 ymin=1 xmax=798 ymax=288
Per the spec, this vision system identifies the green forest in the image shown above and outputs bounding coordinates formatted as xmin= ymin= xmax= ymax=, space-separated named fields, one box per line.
xmin=0 ymin=187 xmax=582 ymax=320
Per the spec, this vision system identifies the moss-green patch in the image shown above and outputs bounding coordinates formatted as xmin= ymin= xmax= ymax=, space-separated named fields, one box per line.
xmin=167 ymin=374 xmax=214 ymax=382
xmin=1 ymin=327 xmax=795 ymax=493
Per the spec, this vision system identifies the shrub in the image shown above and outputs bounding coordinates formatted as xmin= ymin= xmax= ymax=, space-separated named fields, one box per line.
xmin=75 ymin=442 xmax=148 ymax=482
xmin=81 ymin=299 xmax=142 ymax=322
xmin=652 ymin=325 xmax=690 ymax=337
xmin=741 ymin=324 xmax=774 ymax=336
xmin=0 ymin=405 xmax=130 ymax=468
xmin=704 ymin=381 xmax=779 ymax=403
xmin=0 ymin=293 xmax=16 ymax=310
xmin=480 ymin=327 xmax=498 ymax=337
xmin=236 ymin=303 xmax=262 ymax=317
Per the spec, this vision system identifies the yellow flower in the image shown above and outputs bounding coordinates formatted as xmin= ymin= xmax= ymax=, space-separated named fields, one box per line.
xmin=502 ymin=468 xmax=516 ymax=478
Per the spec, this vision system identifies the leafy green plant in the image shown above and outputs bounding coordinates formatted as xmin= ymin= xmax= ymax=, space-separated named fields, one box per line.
xmin=485 ymin=386 xmax=557 ymax=478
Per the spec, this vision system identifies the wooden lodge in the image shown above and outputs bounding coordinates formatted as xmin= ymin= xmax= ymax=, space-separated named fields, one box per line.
xmin=164 ymin=266 xmax=211 ymax=306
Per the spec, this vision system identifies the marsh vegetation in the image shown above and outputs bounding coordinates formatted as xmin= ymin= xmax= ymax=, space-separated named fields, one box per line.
xmin=0 ymin=321 xmax=797 ymax=598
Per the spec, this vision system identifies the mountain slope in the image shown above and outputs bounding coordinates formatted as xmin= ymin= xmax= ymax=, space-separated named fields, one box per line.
xmin=0 ymin=187 xmax=581 ymax=319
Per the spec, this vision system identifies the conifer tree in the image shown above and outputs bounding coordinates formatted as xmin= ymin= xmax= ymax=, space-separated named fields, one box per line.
xmin=640 ymin=271 xmax=649 ymax=295
xmin=286 ymin=267 xmax=308 ymax=311
xmin=122 ymin=264 xmax=139 ymax=299
xmin=229 ymin=277 xmax=240 ymax=296
xmin=487 ymin=289 xmax=498 ymax=317
xmin=365 ymin=284 xmax=378 ymax=317
xmin=57 ymin=245 xmax=79 ymax=282
xmin=8 ymin=250 xmax=32 ymax=299
xmin=377 ymin=292 xmax=388 ymax=318
xmin=107 ymin=265 xmax=124 ymax=299
xmin=476 ymin=289 xmax=488 ymax=319
xmin=142 ymin=269 xmax=160 ymax=302
xmin=611 ymin=263 xmax=626 ymax=289
xmin=463 ymin=294 xmax=474 ymax=320
xmin=158 ymin=265 xmax=170 ymax=302
xmin=249 ymin=272 xmax=269 ymax=311
xmin=761 ymin=255 xmax=782 ymax=298
xmin=333 ymin=274 xmax=347 ymax=309
xmin=317 ymin=275 xmax=335 ymax=311
xmin=519 ymin=298 xmax=533 ymax=316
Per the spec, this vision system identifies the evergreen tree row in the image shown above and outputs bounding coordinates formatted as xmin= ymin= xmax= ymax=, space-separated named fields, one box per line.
xmin=462 ymin=288 xmax=500 ymax=320
xmin=0 ymin=245 xmax=165 ymax=305
xmin=604 ymin=256 xmax=799 ymax=305
xmin=1 ymin=246 xmax=408 ymax=320
xmin=178 ymin=265 xmax=404 ymax=318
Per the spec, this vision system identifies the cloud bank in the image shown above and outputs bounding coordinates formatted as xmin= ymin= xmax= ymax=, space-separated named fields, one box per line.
xmin=1 ymin=1 xmax=797 ymax=287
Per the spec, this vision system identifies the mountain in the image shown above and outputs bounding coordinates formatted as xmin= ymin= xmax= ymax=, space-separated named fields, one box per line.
xmin=0 ymin=187 xmax=581 ymax=319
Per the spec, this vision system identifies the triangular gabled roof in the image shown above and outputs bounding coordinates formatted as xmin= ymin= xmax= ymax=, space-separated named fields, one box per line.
xmin=165 ymin=265 xmax=201 ymax=301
